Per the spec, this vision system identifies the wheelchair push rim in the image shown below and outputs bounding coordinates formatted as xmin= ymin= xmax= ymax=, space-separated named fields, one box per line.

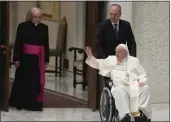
xmin=100 ymin=87 xmax=113 ymax=122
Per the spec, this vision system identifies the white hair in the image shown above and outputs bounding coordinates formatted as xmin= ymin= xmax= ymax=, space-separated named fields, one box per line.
xmin=26 ymin=7 xmax=41 ymax=21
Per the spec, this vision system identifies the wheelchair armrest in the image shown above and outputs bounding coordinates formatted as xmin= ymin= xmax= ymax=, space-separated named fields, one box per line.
xmin=68 ymin=47 xmax=84 ymax=61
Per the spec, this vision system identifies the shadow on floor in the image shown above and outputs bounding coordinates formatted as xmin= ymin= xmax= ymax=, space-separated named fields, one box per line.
xmin=44 ymin=89 xmax=87 ymax=108
xmin=9 ymin=81 xmax=88 ymax=108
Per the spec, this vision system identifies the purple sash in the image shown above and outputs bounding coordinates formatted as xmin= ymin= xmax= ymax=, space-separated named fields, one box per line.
xmin=23 ymin=44 xmax=45 ymax=102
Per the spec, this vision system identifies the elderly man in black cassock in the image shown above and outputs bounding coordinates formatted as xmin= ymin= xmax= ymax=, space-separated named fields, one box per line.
xmin=9 ymin=7 xmax=49 ymax=111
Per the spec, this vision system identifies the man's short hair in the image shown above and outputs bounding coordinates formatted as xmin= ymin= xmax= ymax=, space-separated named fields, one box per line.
xmin=110 ymin=4 xmax=122 ymax=14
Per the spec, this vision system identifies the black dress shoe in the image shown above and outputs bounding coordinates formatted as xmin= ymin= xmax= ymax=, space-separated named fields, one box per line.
xmin=134 ymin=110 xmax=148 ymax=122
xmin=16 ymin=107 xmax=22 ymax=110
xmin=24 ymin=108 xmax=31 ymax=111
xmin=121 ymin=114 xmax=131 ymax=122
xmin=30 ymin=108 xmax=43 ymax=111
xmin=148 ymin=119 xmax=151 ymax=122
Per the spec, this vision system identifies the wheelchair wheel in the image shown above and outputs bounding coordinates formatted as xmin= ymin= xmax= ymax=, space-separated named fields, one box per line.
xmin=100 ymin=87 xmax=113 ymax=122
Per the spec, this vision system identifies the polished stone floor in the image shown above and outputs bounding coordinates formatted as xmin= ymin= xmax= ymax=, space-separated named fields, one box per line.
xmin=45 ymin=72 xmax=88 ymax=101
xmin=7 ymin=66 xmax=169 ymax=121
xmin=1 ymin=103 xmax=169 ymax=121
xmin=9 ymin=66 xmax=88 ymax=101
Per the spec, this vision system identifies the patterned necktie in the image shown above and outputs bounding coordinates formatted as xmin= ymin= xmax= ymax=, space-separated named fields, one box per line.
xmin=113 ymin=24 xmax=118 ymax=40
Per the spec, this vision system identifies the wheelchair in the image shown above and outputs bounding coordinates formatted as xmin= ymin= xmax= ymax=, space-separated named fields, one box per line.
xmin=99 ymin=77 xmax=119 ymax=122
xmin=99 ymin=78 xmax=149 ymax=122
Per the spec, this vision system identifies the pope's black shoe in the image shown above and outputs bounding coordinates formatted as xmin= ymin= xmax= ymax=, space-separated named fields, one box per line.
xmin=121 ymin=114 xmax=131 ymax=122
xmin=134 ymin=110 xmax=148 ymax=122
xmin=148 ymin=119 xmax=151 ymax=122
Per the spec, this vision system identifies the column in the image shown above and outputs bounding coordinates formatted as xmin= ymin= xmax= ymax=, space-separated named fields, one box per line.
xmin=76 ymin=1 xmax=86 ymax=60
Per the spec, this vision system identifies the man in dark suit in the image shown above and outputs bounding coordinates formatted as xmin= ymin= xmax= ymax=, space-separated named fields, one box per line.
xmin=96 ymin=4 xmax=136 ymax=58
xmin=95 ymin=3 xmax=137 ymax=117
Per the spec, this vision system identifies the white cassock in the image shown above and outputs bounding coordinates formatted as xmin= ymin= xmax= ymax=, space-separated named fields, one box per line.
xmin=86 ymin=55 xmax=152 ymax=120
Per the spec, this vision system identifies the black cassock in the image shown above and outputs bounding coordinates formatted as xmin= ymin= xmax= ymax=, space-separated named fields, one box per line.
xmin=9 ymin=21 xmax=49 ymax=111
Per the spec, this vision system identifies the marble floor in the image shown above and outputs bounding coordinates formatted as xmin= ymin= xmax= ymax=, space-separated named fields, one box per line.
xmin=7 ymin=66 xmax=169 ymax=121
xmin=9 ymin=66 xmax=88 ymax=101
xmin=1 ymin=103 xmax=169 ymax=121
xmin=45 ymin=72 xmax=88 ymax=101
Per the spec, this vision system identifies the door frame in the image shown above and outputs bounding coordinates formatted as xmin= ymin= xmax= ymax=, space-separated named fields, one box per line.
xmin=85 ymin=1 xmax=107 ymax=111
xmin=1 ymin=1 xmax=10 ymax=111
xmin=85 ymin=1 xmax=99 ymax=111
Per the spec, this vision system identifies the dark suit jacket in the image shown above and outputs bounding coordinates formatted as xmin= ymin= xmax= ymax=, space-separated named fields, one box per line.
xmin=96 ymin=19 xmax=136 ymax=58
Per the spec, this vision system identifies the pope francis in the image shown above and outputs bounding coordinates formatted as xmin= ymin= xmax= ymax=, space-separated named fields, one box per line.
xmin=84 ymin=44 xmax=152 ymax=122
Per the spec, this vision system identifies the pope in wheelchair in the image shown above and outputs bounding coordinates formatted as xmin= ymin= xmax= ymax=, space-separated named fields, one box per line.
xmin=84 ymin=44 xmax=152 ymax=122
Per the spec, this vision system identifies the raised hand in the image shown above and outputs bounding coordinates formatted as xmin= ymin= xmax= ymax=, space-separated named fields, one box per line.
xmin=15 ymin=61 xmax=20 ymax=69
xmin=84 ymin=46 xmax=93 ymax=57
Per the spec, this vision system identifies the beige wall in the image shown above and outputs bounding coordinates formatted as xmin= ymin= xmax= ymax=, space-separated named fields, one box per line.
xmin=105 ymin=2 xmax=169 ymax=103
xmin=9 ymin=1 xmax=85 ymax=71
xmin=132 ymin=2 xmax=169 ymax=103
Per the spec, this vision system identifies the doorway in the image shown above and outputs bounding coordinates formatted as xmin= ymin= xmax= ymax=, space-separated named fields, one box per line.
xmin=0 ymin=1 xmax=10 ymax=111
